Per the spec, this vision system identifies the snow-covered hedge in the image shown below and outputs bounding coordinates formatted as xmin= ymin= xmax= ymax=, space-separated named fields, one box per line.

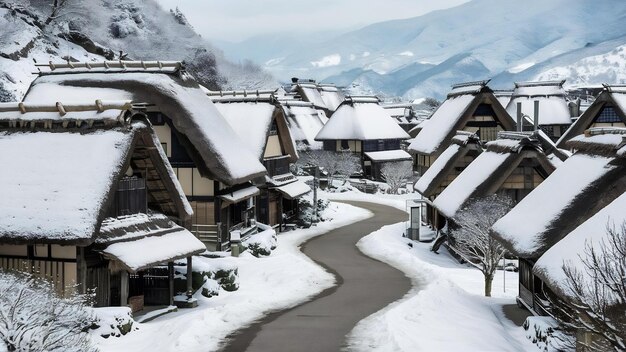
xmin=298 ymin=197 xmax=331 ymax=225
xmin=243 ymin=224 xmax=277 ymax=257
xmin=90 ymin=307 xmax=137 ymax=338
xmin=173 ymin=256 xmax=239 ymax=297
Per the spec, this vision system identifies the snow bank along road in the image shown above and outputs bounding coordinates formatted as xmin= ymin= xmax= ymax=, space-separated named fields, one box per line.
xmin=222 ymin=201 xmax=411 ymax=351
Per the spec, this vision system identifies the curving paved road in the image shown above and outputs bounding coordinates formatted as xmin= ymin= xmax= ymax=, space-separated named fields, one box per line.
xmin=221 ymin=201 xmax=410 ymax=352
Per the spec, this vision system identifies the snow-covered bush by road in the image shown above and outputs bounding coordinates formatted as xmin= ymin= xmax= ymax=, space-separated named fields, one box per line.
xmin=242 ymin=224 xmax=277 ymax=257
xmin=91 ymin=307 xmax=138 ymax=338
xmin=0 ymin=270 xmax=97 ymax=352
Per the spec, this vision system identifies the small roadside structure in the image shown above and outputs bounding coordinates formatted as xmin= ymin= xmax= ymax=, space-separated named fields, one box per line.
xmin=556 ymin=84 xmax=626 ymax=148
xmin=505 ymin=81 xmax=574 ymax=141
xmin=432 ymin=131 xmax=560 ymax=221
xmin=491 ymin=127 xmax=626 ymax=315
xmin=25 ymin=61 xmax=268 ymax=251
xmin=0 ymin=101 xmax=204 ymax=310
xmin=211 ymin=93 xmax=311 ymax=230
xmin=315 ymin=96 xmax=411 ymax=181
xmin=408 ymin=80 xmax=515 ymax=175
xmin=413 ymin=131 xmax=483 ymax=230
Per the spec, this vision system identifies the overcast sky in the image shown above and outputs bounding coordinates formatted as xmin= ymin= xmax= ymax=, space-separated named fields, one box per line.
xmin=156 ymin=0 xmax=469 ymax=42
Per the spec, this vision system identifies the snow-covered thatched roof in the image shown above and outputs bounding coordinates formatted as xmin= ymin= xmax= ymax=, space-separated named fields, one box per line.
xmin=279 ymin=100 xmax=328 ymax=150
xmin=414 ymin=132 xmax=482 ymax=197
xmin=290 ymin=80 xmax=344 ymax=112
xmin=556 ymin=85 xmax=626 ymax=148
xmin=493 ymin=90 xmax=513 ymax=108
xmin=0 ymin=102 xmax=192 ymax=245
xmin=315 ymin=97 xmax=410 ymax=141
xmin=491 ymin=128 xmax=626 ymax=259
xmin=506 ymin=80 xmax=572 ymax=126
xmin=533 ymin=191 xmax=626 ymax=301
xmin=432 ymin=131 xmax=556 ymax=219
xmin=24 ymin=62 xmax=267 ymax=186
xmin=408 ymin=80 xmax=514 ymax=155
xmin=214 ymin=100 xmax=276 ymax=159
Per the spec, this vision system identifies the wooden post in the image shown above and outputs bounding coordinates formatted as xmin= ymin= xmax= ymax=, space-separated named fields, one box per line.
xmin=168 ymin=261 xmax=174 ymax=306
xmin=76 ymin=247 xmax=87 ymax=295
xmin=120 ymin=271 xmax=129 ymax=306
xmin=186 ymin=257 xmax=193 ymax=299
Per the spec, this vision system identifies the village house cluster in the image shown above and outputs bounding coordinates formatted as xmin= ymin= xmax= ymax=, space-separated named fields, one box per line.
xmin=0 ymin=59 xmax=624 ymax=348
xmin=0 ymin=61 xmax=420 ymax=314
xmin=409 ymin=79 xmax=626 ymax=348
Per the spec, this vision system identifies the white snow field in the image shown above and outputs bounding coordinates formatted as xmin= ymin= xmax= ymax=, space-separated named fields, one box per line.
xmin=95 ymin=202 xmax=372 ymax=352
xmin=347 ymin=222 xmax=534 ymax=352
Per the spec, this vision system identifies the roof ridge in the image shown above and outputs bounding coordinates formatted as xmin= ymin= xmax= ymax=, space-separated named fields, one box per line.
xmin=514 ymin=80 xmax=566 ymax=88
xmin=35 ymin=60 xmax=183 ymax=72
xmin=451 ymin=79 xmax=491 ymax=89
xmin=0 ymin=100 xmax=132 ymax=114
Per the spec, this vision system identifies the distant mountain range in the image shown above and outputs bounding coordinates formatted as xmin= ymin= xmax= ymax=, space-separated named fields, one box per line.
xmin=218 ymin=0 xmax=626 ymax=100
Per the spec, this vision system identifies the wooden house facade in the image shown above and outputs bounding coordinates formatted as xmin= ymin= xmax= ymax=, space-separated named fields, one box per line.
xmin=315 ymin=96 xmax=411 ymax=181
xmin=0 ymin=101 xmax=204 ymax=310
xmin=413 ymin=131 xmax=483 ymax=230
xmin=491 ymin=128 xmax=626 ymax=315
xmin=210 ymin=94 xmax=311 ymax=230
xmin=408 ymin=80 xmax=516 ymax=176
xmin=432 ymin=131 xmax=560 ymax=221
xmin=25 ymin=61 xmax=267 ymax=251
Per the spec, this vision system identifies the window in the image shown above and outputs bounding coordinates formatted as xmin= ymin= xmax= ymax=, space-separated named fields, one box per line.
xmin=341 ymin=140 xmax=349 ymax=150
xmin=108 ymin=176 xmax=147 ymax=217
xmin=478 ymin=127 xmax=499 ymax=142
xmin=595 ymin=106 xmax=622 ymax=123
xmin=519 ymin=259 xmax=533 ymax=290
xmin=269 ymin=119 xmax=278 ymax=135
xmin=377 ymin=140 xmax=385 ymax=151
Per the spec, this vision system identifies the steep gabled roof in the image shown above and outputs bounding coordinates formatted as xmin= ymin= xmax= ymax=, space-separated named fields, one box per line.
xmin=491 ymin=128 xmax=626 ymax=259
xmin=408 ymin=80 xmax=514 ymax=155
xmin=24 ymin=61 xmax=267 ymax=186
xmin=315 ymin=97 xmax=410 ymax=141
xmin=0 ymin=101 xmax=191 ymax=245
xmin=533 ymin=191 xmax=626 ymax=301
xmin=290 ymin=80 xmax=344 ymax=112
xmin=432 ymin=131 xmax=556 ymax=218
xmin=279 ymin=100 xmax=328 ymax=150
xmin=506 ymin=80 xmax=572 ymax=126
xmin=556 ymin=85 xmax=626 ymax=148
xmin=414 ymin=132 xmax=482 ymax=197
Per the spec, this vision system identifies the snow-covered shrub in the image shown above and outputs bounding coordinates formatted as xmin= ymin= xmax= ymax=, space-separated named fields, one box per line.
xmin=109 ymin=2 xmax=146 ymax=38
xmin=90 ymin=306 xmax=137 ymax=338
xmin=298 ymin=197 xmax=330 ymax=225
xmin=0 ymin=270 xmax=97 ymax=352
xmin=243 ymin=226 xmax=277 ymax=257
xmin=173 ymin=256 xmax=240 ymax=297
xmin=523 ymin=316 xmax=572 ymax=351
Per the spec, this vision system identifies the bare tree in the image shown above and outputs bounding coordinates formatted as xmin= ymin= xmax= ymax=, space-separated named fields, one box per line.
xmin=451 ymin=194 xmax=514 ymax=296
xmin=550 ymin=221 xmax=626 ymax=352
xmin=0 ymin=270 xmax=97 ymax=352
xmin=381 ymin=161 xmax=413 ymax=194
xmin=302 ymin=150 xmax=361 ymax=188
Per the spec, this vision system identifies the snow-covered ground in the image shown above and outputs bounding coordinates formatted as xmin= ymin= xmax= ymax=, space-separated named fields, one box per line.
xmin=96 ymin=201 xmax=372 ymax=351
xmin=346 ymin=222 xmax=535 ymax=352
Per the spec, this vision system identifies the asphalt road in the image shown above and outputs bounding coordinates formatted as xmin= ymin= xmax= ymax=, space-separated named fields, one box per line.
xmin=221 ymin=201 xmax=410 ymax=352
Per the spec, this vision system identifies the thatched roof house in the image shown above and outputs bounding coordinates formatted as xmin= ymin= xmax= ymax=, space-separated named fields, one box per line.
xmin=414 ymin=131 xmax=483 ymax=198
xmin=491 ymin=128 xmax=626 ymax=259
xmin=556 ymin=85 xmax=626 ymax=148
xmin=211 ymin=94 xmax=310 ymax=228
xmin=289 ymin=79 xmax=344 ymax=113
xmin=315 ymin=96 xmax=411 ymax=180
xmin=505 ymin=81 xmax=573 ymax=140
xmin=533 ymin=191 xmax=626 ymax=301
xmin=26 ymin=61 xmax=266 ymax=186
xmin=278 ymin=100 xmax=329 ymax=150
xmin=432 ymin=131 xmax=557 ymax=219
xmin=408 ymin=80 xmax=515 ymax=156
xmin=0 ymin=100 xmax=203 ymax=307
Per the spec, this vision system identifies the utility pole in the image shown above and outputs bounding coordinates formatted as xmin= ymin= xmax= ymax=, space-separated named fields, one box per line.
xmin=313 ymin=166 xmax=319 ymax=223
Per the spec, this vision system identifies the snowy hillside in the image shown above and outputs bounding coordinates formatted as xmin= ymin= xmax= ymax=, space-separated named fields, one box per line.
xmin=219 ymin=0 xmax=626 ymax=100
xmin=0 ymin=0 xmax=275 ymax=101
